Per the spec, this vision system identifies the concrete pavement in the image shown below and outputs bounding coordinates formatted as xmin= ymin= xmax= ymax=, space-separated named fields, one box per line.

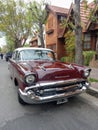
xmin=86 ymin=68 xmax=98 ymax=97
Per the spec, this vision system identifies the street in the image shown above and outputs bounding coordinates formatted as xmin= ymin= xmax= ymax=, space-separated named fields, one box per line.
xmin=0 ymin=59 xmax=98 ymax=130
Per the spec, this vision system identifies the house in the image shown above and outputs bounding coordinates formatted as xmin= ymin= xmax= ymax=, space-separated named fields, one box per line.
xmin=64 ymin=1 xmax=98 ymax=52
xmin=85 ymin=1 xmax=98 ymax=67
xmin=29 ymin=1 xmax=98 ymax=63
xmin=29 ymin=34 xmax=42 ymax=48
xmin=45 ymin=1 xmax=98 ymax=62
xmin=64 ymin=1 xmax=98 ymax=67
xmin=86 ymin=2 xmax=98 ymax=52
xmin=45 ymin=5 xmax=69 ymax=60
xmin=29 ymin=37 xmax=39 ymax=47
xmin=80 ymin=1 xmax=98 ymax=52
xmin=29 ymin=26 xmax=46 ymax=48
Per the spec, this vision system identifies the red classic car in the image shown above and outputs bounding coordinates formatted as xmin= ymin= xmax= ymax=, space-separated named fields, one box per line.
xmin=8 ymin=47 xmax=91 ymax=105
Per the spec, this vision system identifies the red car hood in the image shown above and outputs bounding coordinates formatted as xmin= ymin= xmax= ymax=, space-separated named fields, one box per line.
xmin=19 ymin=60 xmax=81 ymax=81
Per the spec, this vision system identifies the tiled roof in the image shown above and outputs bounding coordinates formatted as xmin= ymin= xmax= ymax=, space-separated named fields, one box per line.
xmin=80 ymin=1 xmax=96 ymax=31
xmin=47 ymin=5 xmax=69 ymax=15
xmin=80 ymin=1 xmax=90 ymax=31
xmin=86 ymin=2 xmax=98 ymax=30
xmin=46 ymin=1 xmax=97 ymax=37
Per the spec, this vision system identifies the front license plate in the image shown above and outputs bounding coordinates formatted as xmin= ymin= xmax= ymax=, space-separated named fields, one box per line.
xmin=57 ymin=98 xmax=68 ymax=104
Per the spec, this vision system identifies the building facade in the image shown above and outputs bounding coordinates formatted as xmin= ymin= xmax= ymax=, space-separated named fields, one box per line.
xmin=45 ymin=5 xmax=69 ymax=60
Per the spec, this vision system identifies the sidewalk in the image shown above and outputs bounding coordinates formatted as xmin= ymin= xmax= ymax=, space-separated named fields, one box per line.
xmin=86 ymin=68 xmax=98 ymax=97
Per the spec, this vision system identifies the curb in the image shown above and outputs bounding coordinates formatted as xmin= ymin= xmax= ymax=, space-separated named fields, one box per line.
xmin=86 ymin=87 xmax=98 ymax=98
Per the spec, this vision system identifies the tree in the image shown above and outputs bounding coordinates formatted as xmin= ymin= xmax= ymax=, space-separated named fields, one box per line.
xmin=73 ymin=0 xmax=98 ymax=65
xmin=62 ymin=17 xmax=76 ymax=62
xmin=62 ymin=0 xmax=83 ymax=65
xmin=73 ymin=0 xmax=83 ymax=65
xmin=0 ymin=47 xmax=1 ymax=52
xmin=6 ymin=36 xmax=15 ymax=51
xmin=0 ymin=0 xmax=33 ymax=49
xmin=29 ymin=0 xmax=48 ymax=48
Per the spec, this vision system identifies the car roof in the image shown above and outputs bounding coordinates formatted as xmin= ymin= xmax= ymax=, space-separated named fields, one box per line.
xmin=15 ymin=47 xmax=53 ymax=52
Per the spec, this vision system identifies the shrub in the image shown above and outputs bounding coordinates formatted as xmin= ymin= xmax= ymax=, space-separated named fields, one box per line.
xmin=83 ymin=51 xmax=95 ymax=66
xmin=89 ymin=78 xmax=98 ymax=82
xmin=61 ymin=57 xmax=66 ymax=62
xmin=61 ymin=55 xmax=74 ymax=63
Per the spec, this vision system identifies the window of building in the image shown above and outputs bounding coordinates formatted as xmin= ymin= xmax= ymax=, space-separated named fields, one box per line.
xmin=58 ymin=15 xmax=66 ymax=24
xmin=83 ymin=34 xmax=91 ymax=50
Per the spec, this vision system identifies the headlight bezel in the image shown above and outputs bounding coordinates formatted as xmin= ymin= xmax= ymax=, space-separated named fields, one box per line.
xmin=24 ymin=74 xmax=36 ymax=85
xmin=84 ymin=68 xmax=91 ymax=78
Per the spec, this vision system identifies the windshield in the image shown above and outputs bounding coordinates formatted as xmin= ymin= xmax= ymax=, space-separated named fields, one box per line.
xmin=20 ymin=49 xmax=55 ymax=61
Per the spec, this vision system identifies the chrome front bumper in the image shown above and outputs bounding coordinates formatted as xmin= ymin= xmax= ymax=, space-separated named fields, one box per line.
xmin=18 ymin=79 xmax=90 ymax=104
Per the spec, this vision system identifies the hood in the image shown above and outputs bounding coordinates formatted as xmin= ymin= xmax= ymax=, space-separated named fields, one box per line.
xmin=18 ymin=60 xmax=81 ymax=81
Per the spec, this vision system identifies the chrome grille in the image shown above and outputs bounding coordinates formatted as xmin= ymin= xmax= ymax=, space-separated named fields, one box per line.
xmin=33 ymin=81 xmax=85 ymax=97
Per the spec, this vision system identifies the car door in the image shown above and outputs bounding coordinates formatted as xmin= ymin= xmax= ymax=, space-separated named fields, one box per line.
xmin=8 ymin=50 xmax=20 ymax=79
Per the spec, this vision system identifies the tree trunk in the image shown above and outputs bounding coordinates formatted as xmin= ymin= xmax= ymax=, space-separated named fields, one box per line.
xmin=39 ymin=22 xmax=45 ymax=48
xmin=74 ymin=0 xmax=83 ymax=65
xmin=14 ymin=38 xmax=22 ymax=48
xmin=22 ymin=38 xmax=27 ymax=47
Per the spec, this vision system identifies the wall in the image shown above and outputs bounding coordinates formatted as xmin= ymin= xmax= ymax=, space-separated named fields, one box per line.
xmin=46 ymin=12 xmax=57 ymax=46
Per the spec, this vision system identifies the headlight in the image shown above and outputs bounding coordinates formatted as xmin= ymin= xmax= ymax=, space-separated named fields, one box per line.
xmin=25 ymin=74 xmax=36 ymax=85
xmin=84 ymin=69 xmax=91 ymax=77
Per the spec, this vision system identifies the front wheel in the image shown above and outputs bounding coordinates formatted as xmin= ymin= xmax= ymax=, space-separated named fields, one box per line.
xmin=18 ymin=93 xmax=27 ymax=105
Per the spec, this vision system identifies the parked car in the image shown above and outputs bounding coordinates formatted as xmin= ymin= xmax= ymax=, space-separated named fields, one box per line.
xmin=8 ymin=47 xmax=91 ymax=105
xmin=5 ymin=52 xmax=12 ymax=61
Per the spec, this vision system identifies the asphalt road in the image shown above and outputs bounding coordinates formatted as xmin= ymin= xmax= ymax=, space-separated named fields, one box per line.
xmin=0 ymin=59 xmax=98 ymax=130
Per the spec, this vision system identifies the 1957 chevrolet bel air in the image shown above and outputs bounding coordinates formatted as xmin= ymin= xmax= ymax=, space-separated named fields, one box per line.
xmin=8 ymin=47 xmax=91 ymax=105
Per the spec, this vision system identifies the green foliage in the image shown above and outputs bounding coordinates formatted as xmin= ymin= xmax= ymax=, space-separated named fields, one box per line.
xmin=0 ymin=0 xmax=33 ymax=48
xmin=4 ymin=35 xmax=15 ymax=52
xmin=63 ymin=30 xmax=75 ymax=63
xmin=61 ymin=56 xmax=74 ymax=63
xmin=1 ymin=45 xmax=7 ymax=53
xmin=29 ymin=0 xmax=48 ymax=25
xmin=61 ymin=17 xmax=76 ymax=63
xmin=65 ymin=31 xmax=75 ymax=53
xmin=84 ymin=0 xmax=98 ymax=23
xmin=89 ymin=78 xmax=98 ymax=82
xmin=24 ymin=44 xmax=29 ymax=47
xmin=29 ymin=0 xmax=48 ymax=47
xmin=61 ymin=57 xmax=66 ymax=62
xmin=61 ymin=19 xmax=75 ymax=30
xmin=0 ymin=47 xmax=2 ymax=52
xmin=83 ymin=51 xmax=96 ymax=66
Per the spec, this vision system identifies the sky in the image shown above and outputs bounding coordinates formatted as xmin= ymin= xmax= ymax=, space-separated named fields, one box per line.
xmin=36 ymin=0 xmax=93 ymax=8
xmin=50 ymin=0 xmax=74 ymax=8
xmin=0 ymin=0 xmax=93 ymax=48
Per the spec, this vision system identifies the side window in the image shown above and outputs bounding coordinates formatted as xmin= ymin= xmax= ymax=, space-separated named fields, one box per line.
xmin=16 ymin=52 xmax=21 ymax=61
xmin=12 ymin=51 xmax=19 ymax=61
xmin=15 ymin=51 xmax=21 ymax=61
xmin=12 ymin=52 xmax=16 ymax=60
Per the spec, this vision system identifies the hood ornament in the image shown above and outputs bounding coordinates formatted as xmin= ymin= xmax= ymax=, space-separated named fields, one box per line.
xmin=39 ymin=65 xmax=46 ymax=71
xmin=68 ymin=64 xmax=74 ymax=69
